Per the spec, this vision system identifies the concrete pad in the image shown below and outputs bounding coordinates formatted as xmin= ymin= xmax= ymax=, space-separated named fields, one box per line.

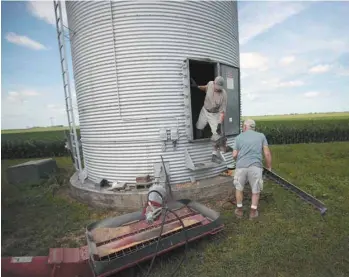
xmin=69 ymin=172 xmax=234 ymax=212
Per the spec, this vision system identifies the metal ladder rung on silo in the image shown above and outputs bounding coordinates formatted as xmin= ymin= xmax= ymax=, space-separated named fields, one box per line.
xmin=53 ymin=0 xmax=82 ymax=172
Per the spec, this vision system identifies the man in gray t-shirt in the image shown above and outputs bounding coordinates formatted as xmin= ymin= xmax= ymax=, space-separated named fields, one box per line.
xmin=232 ymin=119 xmax=272 ymax=219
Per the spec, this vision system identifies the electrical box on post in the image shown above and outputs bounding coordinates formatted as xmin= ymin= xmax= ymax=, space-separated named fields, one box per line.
xmin=159 ymin=128 xmax=168 ymax=152
xmin=159 ymin=128 xmax=167 ymax=141
xmin=170 ymin=127 xmax=179 ymax=149
xmin=170 ymin=127 xmax=179 ymax=141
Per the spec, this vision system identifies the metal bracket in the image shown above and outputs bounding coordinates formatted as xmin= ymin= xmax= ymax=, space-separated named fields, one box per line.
xmin=159 ymin=128 xmax=167 ymax=152
xmin=184 ymin=148 xmax=218 ymax=171
xmin=185 ymin=149 xmax=195 ymax=171
xmin=78 ymin=169 xmax=88 ymax=183
xmin=170 ymin=127 xmax=179 ymax=149
xmin=217 ymin=150 xmax=226 ymax=162
xmin=63 ymin=25 xmax=76 ymax=37
xmin=263 ymin=168 xmax=327 ymax=215
xmin=153 ymin=162 xmax=170 ymax=185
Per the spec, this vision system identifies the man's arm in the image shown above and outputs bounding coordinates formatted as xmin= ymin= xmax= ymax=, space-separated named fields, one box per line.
xmin=232 ymin=136 xmax=240 ymax=160
xmin=198 ymin=85 xmax=207 ymax=92
xmin=262 ymin=134 xmax=272 ymax=170
xmin=232 ymin=149 xmax=239 ymax=160
xmin=190 ymin=78 xmax=207 ymax=92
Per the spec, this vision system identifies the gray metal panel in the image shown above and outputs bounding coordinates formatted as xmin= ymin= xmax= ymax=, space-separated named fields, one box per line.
xmin=221 ymin=65 xmax=241 ymax=136
xmin=66 ymin=0 xmax=239 ymax=184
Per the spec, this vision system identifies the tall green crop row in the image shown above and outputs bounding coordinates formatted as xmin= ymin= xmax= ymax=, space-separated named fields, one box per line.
xmin=1 ymin=140 xmax=67 ymax=159
xmin=1 ymin=119 xmax=349 ymax=159
xmin=257 ymin=119 xmax=349 ymax=145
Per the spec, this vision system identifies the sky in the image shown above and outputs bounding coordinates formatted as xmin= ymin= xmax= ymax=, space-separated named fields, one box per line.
xmin=1 ymin=1 xmax=349 ymax=130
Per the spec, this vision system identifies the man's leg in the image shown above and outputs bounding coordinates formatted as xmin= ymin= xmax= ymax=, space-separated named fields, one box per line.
xmin=206 ymin=112 xmax=223 ymax=163
xmin=211 ymin=143 xmax=222 ymax=163
xmin=233 ymin=168 xmax=247 ymax=218
xmin=247 ymin=166 xmax=264 ymax=219
xmin=195 ymin=107 xmax=207 ymax=139
xmin=207 ymin=112 xmax=220 ymax=141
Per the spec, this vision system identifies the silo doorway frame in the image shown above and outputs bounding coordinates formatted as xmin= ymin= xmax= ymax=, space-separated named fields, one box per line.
xmin=182 ymin=58 xmax=241 ymax=143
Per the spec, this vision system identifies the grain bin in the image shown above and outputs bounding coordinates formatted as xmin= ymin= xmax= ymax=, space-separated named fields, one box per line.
xmin=65 ymin=0 xmax=241 ymax=187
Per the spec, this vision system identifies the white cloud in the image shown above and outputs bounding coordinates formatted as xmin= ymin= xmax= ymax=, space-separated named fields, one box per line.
xmin=280 ymin=56 xmax=295 ymax=66
xmin=8 ymin=91 xmax=19 ymax=97
xmin=303 ymin=91 xmax=331 ymax=98
xmin=47 ymin=104 xmax=58 ymax=109
xmin=337 ymin=66 xmax=349 ymax=76
xmin=238 ymin=2 xmax=308 ymax=45
xmin=6 ymin=90 xmax=41 ymax=103
xmin=5 ymin=32 xmax=47 ymax=50
xmin=309 ymin=64 xmax=332 ymax=74
xmin=260 ymin=79 xmax=304 ymax=89
xmin=7 ymin=91 xmax=21 ymax=103
xmin=245 ymin=93 xmax=261 ymax=101
xmin=1 ymin=85 xmax=78 ymax=129
xmin=276 ymin=80 xmax=304 ymax=88
xmin=22 ymin=90 xmax=40 ymax=97
xmin=27 ymin=1 xmax=68 ymax=26
xmin=47 ymin=104 xmax=66 ymax=115
xmin=241 ymin=71 xmax=249 ymax=79
xmin=304 ymin=91 xmax=320 ymax=98
xmin=240 ymin=52 xmax=268 ymax=70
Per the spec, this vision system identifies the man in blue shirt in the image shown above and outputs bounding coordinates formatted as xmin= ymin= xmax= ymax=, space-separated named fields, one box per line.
xmin=232 ymin=119 xmax=272 ymax=219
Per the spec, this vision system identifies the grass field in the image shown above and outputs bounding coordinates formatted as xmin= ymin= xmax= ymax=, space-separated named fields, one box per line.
xmin=2 ymin=142 xmax=349 ymax=276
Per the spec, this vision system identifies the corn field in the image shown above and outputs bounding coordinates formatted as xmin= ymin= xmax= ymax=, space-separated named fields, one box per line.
xmin=257 ymin=119 xmax=349 ymax=145
xmin=2 ymin=118 xmax=349 ymax=159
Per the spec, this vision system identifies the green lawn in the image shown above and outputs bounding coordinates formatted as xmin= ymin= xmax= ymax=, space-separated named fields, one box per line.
xmin=2 ymin=142 xmax=349 ymax=277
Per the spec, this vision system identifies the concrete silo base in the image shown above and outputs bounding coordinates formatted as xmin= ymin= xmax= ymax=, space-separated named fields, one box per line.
xmin=69 ymin=172 xmax=234 ymax=212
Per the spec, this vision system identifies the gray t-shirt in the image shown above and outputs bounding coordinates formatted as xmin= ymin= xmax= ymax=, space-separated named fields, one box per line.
xmin=203 ymin=81 xmax=227 ymax=113
xmin=234 ymin=130 xmax=268 ymax=168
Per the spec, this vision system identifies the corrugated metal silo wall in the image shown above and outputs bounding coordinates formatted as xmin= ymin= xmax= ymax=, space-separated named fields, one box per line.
xmin=66 ymin=0 xmax=240 ymax=185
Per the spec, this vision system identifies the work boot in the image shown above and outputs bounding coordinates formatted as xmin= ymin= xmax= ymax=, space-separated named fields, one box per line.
xmin=235 ymin=207 xmax=243 ymax=219
xmin=220 ymin=145 xmax=233 ymax=153
xmin=225 ymin=145 xmax=233 ymax=152
xmin=249 ymin=208 xmax=259 ymax=220
xmin=211 ymin=153 xmax=222 ymax=164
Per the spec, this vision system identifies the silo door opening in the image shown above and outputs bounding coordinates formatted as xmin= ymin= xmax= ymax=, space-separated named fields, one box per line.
xmin=188 ymin=60 xmax=218 ymax=140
